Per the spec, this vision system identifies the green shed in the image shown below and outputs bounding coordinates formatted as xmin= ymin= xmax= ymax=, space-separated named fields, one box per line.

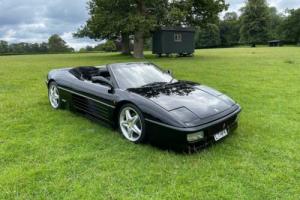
xmin=152 ymin=27 xmax=195 ymax=56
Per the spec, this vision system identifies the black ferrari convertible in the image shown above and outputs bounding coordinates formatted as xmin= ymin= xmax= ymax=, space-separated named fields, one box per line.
xmin=46 ymin=62 xmax=241 ymax=147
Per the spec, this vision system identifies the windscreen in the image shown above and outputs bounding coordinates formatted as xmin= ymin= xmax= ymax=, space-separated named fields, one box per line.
xmin=110 ymin=63 xmax=173 ymax=89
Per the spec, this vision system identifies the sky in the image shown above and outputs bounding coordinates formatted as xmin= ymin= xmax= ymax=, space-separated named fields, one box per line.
xmin=226 ymin=0 xmax=300 ymax=13
xmin=0 ymin=0 xmax=300 ymax=50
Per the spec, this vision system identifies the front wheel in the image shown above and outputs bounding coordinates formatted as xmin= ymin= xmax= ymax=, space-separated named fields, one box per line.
xmin=118 ymin=104 xmax=146 ymax=143
xmin=48 ymin=82 xmax=61 ymax=109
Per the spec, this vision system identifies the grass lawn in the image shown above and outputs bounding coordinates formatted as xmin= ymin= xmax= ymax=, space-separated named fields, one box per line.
xmin=0 ymin=47 xmax=299 ymax=199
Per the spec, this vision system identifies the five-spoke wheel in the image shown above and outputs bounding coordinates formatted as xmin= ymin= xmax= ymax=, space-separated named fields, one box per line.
xmin=119 ymin=104 xmax=146 ymax=143
xmin=48 ymin=82 xmax=61 ymax=109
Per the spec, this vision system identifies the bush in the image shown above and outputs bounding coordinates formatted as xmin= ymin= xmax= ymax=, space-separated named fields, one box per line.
xmin=99 ymin=40 xmax=117 ymax=52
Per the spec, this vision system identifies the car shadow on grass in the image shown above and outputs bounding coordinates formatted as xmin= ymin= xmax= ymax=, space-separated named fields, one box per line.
xmin=147 ymin=137 xmax=230 ymax=154
xmin=68 ymin=109 xmax=234 ymax=155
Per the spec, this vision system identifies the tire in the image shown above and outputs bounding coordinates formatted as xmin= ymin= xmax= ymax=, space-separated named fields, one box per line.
xmin=118 ymin=103 xmax=146 ymax=143
xmin=48 ymin=81 xmax=62 ymax=109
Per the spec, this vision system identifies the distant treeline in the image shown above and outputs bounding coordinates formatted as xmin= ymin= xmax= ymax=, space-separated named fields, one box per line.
xmin=0 ymin=34 xmax=74 ymax=55
xmin=78 ymin=40 xmax=121 ymax=53
xmin=195 ymin=6 xmax=300 ymax=48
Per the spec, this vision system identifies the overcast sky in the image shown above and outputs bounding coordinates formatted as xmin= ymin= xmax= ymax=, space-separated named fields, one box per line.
xmin=0 ymin=0 xmax=299 ymax=50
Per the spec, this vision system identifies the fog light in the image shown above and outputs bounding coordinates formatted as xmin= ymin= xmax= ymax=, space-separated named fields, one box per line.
xmin=187 ymin=131 xmax=204 ymax=142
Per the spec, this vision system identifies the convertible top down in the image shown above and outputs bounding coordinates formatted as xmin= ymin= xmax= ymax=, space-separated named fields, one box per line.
xmin=46 ymin=62 xmax=241 ymax=148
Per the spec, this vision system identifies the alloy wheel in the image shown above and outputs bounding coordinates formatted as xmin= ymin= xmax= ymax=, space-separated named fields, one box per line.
xmin=119 ymin=107 xmax=143 ymax=142
xmin=49 ymin=84 xmax=60 ymax=109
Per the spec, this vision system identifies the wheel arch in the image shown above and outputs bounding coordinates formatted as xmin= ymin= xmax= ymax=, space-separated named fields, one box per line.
xmin=47 ymin=79 xmax=56 ymax=88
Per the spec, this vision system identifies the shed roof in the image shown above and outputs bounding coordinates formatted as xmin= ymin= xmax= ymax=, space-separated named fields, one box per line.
xmin=268 ymin=40 xmax=281 ymax=43
xmin=155 ymin=27 xmax=195 ymax=32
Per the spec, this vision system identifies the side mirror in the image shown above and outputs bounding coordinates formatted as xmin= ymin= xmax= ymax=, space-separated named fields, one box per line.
xmin=91 ymin=76 xmax=114 ymax=88
xmin=166 ymin=69 xmax=173 ymax=76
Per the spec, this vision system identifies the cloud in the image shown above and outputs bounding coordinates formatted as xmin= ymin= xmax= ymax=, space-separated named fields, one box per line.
xmin=60 ymin=32 xmax=104 ymax=50
xmin=226 ymin=0 xmax=245 ymax=12
xmin=274 ymin=0 xmax=300 ymax=10
xmin=0 ymin=0 xmax=98 ymax=50
xmin=226 ymin=0 xmax=300 ymax=12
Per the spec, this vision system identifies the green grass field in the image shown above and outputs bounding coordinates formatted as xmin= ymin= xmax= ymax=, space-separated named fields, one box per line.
xmin=0 ymin=47 xmax=299 ymax=199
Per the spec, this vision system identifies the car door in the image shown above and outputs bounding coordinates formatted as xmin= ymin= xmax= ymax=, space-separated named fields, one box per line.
xmin=69 ymin=76 xmax=117 ymax=123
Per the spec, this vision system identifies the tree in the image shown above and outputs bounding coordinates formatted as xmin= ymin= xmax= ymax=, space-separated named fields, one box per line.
xmin=39 ymin=42 xmax=49 ymax=53
xmin=268 ymin=7 xmax=284 ymax=40
xmin=130 ymin=0 xmax=174 ymax=58
xmin=79 ymin=46 xmax=93 ymax=52
xmin=75 ymin=0 xmax=136 ymax=55
xmin=0 ymin=40 xmax=9 ymax=54
xmin=76 ymin=0 xmax=168 ymax=58
xmin=195 ymin=24 xmax=221 ymax=48
xmin=165 ymin=0 xmax=228 ymax=27
xmin=281 ymin=8 xmax=300 ymax=44
xmin=84 ymin=46 xmax=94 ymax=51
xmin=77 ymin=0 xmax=228 ymax=58
xmin=9 ymin=43 xmax=27 ymax=54
xmin=48 ymin=34 xmax=73 ymax=52
xmin=219 ymin=12 xmax=240 ymax=46
xmin=99 ymin=40 xmax=117 ymax=52
xmin=93 ymin=43 xmax=105 ymax=51
xmin=240 ymin=0 xmax=270 ymax=46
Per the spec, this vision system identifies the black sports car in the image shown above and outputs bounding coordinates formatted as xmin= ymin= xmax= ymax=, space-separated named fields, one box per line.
xmin=46 ymin=62 xmax=241 ymax=147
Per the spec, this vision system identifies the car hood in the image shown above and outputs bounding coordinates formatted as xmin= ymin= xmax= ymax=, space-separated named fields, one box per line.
xmin=128 ymin=81 xmax=234 ymax=119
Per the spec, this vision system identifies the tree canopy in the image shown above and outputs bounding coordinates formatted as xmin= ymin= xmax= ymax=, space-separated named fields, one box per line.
xmin=240 ymin=0 xmax=270 ymax=46
xmin=219 ymin=12 xmax=240 ymax=47
xmin=48 ymin=34 xmax=73 ymax=53
xmin=281 ymin=8 xmax=300 ymax=44
xmin=268 ymin=7 xmax=284 ymax=40
xmin=195 ymin=24 xmax=221 ymax=48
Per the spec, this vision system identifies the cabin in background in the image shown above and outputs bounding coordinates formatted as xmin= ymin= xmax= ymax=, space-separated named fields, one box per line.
xmin=152 ymin=27 xmax=195 ymax=57
xmin=268 ymin=40 xmax=283 ymax=47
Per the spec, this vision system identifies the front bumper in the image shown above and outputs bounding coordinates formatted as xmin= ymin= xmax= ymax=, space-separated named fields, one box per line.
xmin=145 ymin=106 xmax=241 ymax=149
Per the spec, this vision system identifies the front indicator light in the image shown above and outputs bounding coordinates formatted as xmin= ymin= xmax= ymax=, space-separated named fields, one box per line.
xmin=187 ymin=131 xmax=204 ymax=142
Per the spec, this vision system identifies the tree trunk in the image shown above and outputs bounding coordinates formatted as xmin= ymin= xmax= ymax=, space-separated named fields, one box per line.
xmin=133 ymin=0 xmax=145 ymax=58
xmin=121 ymin=33 xmax=131 ymax=55
xmin=133 ymin=31 xmax=144 ymax=58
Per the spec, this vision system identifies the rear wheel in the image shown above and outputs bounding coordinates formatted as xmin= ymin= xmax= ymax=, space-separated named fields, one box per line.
xmin=48 ymin=82 xmax=61 ymax=109
xmin=118 ymin=104 xmax=146 ymax=143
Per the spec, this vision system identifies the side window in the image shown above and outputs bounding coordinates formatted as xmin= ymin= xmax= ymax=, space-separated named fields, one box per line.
xmin=174 ymin=33 xmax=182 ymax=42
